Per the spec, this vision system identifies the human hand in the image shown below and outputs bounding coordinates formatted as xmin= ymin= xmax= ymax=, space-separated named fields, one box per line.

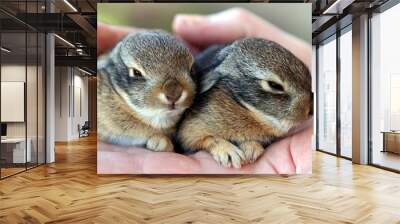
xmin=172 ymin=8 xmax=311 ymax=69
xmin=97 ymin=10 xmax=313 ymax=174
xmin=97 ymin=22 xmax=141 ymax=55
xmin=170 ymin=8 xmax=312 ymax=173
xmin=98 ymin=119 xmax=312 ymax=174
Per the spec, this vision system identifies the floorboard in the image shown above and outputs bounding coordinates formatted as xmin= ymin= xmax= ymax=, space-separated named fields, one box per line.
xmin=0 ymin=135 xmax=399 ymax=223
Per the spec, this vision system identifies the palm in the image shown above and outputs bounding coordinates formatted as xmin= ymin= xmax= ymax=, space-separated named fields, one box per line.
xmin=98 ymin=120 xmax=312 ymax=174
xmin=97 ymin=8 xmax=312 ymax=174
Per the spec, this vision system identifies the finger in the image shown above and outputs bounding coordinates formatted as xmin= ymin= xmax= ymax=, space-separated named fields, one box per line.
xmin=97 ymin=22 xmax=140 ymax=55
xmin=262 ymin=139 xmax=297 ymax=174
xmin=289 ymin=124 xmax=313 ymax=174
xmin=172 ymin=9 xmax=257 ymax=49
xmin=260 ymin=120 xmax=313 ymax=174
xmin=175 ymin=36 xmax=201 ymax=55
xmin=172 ymin=8 xmax=311 ymax=68
xmin=141 ymin=151 xmax=202 ymax=174
xmin=98 ymin=141 xmax=202 ymax=174
xmin=97 ymin=141 xmax=146 ymax=173
xmin=189 ymin=150 xmax=279 ymax=174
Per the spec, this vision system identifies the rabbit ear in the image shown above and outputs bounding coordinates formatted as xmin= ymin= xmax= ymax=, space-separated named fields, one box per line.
xmin=199 ymin=71 xmax=221 ymax=93
xmin=194 ymin=44 xmax=232 ymax=94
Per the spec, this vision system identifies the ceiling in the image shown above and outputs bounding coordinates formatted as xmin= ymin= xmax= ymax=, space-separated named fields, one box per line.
xmin=0 ymin=32 xmax=45 ymax=65
xmin=310 ymin=0 xmax=391 ymax=44
xmin=0 ymin=0 xmax=97 ymax=73
xmin=1 ymin=0 xmax=396 ymax=72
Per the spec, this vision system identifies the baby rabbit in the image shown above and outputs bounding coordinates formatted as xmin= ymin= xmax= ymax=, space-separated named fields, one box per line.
xmin=177 ymin=38 xmax=312 ymax=168
xmin=98 ymin=31 xmax=196 ymax=152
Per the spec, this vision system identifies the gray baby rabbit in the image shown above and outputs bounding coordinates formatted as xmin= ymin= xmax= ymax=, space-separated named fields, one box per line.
xmin=98 ymin=31 xmax=196 ymax=152
xmin=177 ymin=38 xmax=312 ymax=168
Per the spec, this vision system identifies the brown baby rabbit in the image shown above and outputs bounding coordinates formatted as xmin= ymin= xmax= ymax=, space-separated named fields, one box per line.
xmin=177 ymin=38 xmax=312 ymax=168
xmin=98 ymin=31 xmax=196 ymax=152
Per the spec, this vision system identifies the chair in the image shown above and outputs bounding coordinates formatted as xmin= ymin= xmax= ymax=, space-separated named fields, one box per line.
xmin=78 ymin=121 xmax=90 ymax=138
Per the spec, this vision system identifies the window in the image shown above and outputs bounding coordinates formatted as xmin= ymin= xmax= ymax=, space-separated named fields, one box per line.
xmin=317 ymin=36 xmax=337 ymax=154
xmin=370 ymin=3 xmax=400 ymax=171
xmin=339 ymin=28 xmax=352 ymax=158
xmin=0 ymin=1 xmax=46 ymax=179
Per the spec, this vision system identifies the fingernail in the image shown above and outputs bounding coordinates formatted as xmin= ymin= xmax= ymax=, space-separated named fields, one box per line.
xmin=208 ymin=14 xmax=222 ymax=23
xmin=175 ymin=14 xmax=207 ymax=27
xmin=207 ymin=10 xmax=228 ymax=23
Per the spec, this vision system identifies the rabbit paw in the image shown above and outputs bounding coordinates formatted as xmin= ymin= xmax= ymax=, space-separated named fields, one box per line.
xmin=209 ymin=140 xmax=246 ymax=168
xmin=146 ymin=135 xmax=174 ymax=152
xmin=239 ymin=141 xmax=265 ymax=164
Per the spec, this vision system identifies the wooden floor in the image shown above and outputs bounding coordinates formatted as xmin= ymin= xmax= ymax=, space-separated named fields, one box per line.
xmin=1 ymin=167 xmax=26 ymax=178
xmin=1 ymin=135 xmax=400 ymax=223
xmin=372 ymin=150 xmax=400 ymax=171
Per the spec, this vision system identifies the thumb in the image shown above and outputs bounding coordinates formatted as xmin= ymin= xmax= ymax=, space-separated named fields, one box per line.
xmin=172 ymin=8 xmax=285 ymax=48
xmin=172 ymin=8 xmax=259 ymax=48
xmin=172 ymin=8 xmax=310 ymax=68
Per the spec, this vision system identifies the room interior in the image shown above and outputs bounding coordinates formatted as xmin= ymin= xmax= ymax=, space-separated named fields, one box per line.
xmin=0 ymin=0 xmax=399 ymax=223
xmin=313 ymin=0 xmax=400 ymax=172
xmin=0 ymin=26 xmax=46 ymax=177
xmin=0 ymin=0 xmax=97 ymax=179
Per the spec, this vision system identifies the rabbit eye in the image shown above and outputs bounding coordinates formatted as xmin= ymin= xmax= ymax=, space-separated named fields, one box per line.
xmin=129 ymin=68 xmax=142 ymax=78
xmin=268 ymin=81 xmax=284 ymax=92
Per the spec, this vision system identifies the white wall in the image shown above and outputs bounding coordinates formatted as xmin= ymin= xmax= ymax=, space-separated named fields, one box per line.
xmin=1 ymin=65 xmax=26 ymax=81
xmin=1 ymin=65 xmax=26 ymax=140
xmin=1 ymin=63 xmax=46 ymax=164
xmin=55 ymin=67 xmax=70 ymax=141
xmin=72 ymin=73 xmax=89 ymax=138
xmin=54 ymin=67 xmax=89 ymax=141
xmin=1 ymin=82 xmax=25 ymax=122
xmin=1 ymin=65 xmax=35 ymax=138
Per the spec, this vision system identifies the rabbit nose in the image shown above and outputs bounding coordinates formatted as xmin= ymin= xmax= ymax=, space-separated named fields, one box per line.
xmin=163 ymin=80 xmax=183 ymax=104
xmin=166 ymin=91 xmax=182 ymax=103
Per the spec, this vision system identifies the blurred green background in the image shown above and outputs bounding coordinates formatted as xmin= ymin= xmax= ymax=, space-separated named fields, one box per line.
xmin=98 ymin=3 xmax=311 ymax=43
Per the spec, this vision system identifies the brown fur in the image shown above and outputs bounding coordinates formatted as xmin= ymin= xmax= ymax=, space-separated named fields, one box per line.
xmin=97 ymin=31 xmax=195 ymax=152
xmin=177 ymin=38 xmax=312 ymax=168
xmin=178 ymin=88 xmax=278 ymax=167
xmin=98 ymin=71 xmax=177 ymax=151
